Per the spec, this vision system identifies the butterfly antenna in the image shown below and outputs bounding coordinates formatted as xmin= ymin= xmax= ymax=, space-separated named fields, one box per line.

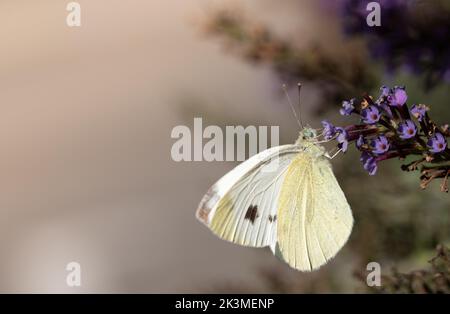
xmin=282 ymin=84 xmax=302 ymax=129
xmin=297 ymin=83 xmax=304 ymax=129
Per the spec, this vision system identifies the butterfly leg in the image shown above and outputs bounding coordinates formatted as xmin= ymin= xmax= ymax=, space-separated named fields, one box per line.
xmin=312 ymin=129 xmax=325 ymax=139
xmin=313 ymin=134 xmax=338 ymax=144
xmin=325 ymin=148 xmax=342 ymax=160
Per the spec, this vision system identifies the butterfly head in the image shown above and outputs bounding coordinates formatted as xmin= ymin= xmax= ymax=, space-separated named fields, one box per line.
xmin=295 ymin=127 xmax=326 ymax=157
xmin=296 ymin=127 xmax=317 ymax=144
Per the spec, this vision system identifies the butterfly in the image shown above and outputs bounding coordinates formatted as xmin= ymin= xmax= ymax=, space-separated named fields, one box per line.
xmin=195 ymin=85 xmax=353 ymax=271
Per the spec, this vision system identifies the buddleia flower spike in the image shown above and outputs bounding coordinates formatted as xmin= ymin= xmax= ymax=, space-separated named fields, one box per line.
xmin=322 ymin=85 xmax=450 ymax=192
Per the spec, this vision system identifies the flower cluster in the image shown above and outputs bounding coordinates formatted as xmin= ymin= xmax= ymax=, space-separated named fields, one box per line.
xmin=323 ymin=85 xmax=450 ymax=192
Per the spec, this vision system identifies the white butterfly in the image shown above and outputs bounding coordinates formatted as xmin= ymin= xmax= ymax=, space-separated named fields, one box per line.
xmin=196 ymin=127 xmax=353 ymax=271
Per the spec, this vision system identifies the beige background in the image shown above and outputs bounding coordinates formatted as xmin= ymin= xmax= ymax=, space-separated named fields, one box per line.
xmin=0 ymin=0 xmax=352 ymax=292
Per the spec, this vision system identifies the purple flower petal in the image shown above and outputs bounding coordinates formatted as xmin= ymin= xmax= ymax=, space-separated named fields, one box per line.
xmin=376 ymin=86 xmax=393 ymax=118
xmin=410 ymin=104 xmax=429 ymax=122
xmin=394 ymin=87 xmax=408 ymax=105
xmin=356 ymin=134 xmax=366 ymax=149
xmin=379 ymin=102 xmax=393 ymax=118
xmin=398 ymin=119 xmax=417 ymax=139
xmin=388 ymin=86 xmax=407 ymax=107
xmin=361 ymin=105 xmax=381 ymax=124
xmin=371 ymin=135 xmax=390 ymax=155
xmin=360 ymin=151 xmax=378 ymax=175
xmin=380 ymin=85 xmax=390 ymax=97
xmin=321 ymin=120 xmax=337 ymax=140
xmin=336 ymin=127 xmax=349 ymax=152
xmin=340 ymin=99 xmax=355 ymax=116
xmin=427 ymin=133 xmax=448 ymax=153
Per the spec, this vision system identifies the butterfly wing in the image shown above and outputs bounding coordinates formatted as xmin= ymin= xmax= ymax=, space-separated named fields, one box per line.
xmin=196 ymin=145 xmax=301 ymax=248
xmin=276 ymin=150 xmax=353 ymax=271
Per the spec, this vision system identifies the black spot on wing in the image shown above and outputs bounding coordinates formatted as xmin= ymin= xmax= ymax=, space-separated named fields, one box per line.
xmin=245 ymin=205 xmax=258 ymax=224
xmin=268 ymin=215 xmax=277 ymax=223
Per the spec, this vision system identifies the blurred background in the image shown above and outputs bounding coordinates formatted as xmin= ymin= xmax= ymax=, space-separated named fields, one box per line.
xmin=0 ymin=0 xmax=449 ymax=293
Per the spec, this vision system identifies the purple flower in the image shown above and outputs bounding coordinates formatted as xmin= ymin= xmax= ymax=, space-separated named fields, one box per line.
xmin=388 ymin=86 xmax=407 ymax=107
xmin=356 ymin=134 xmax=366 ymax=149
xmin=398 ymin=120 xmax=417 ymax=139
xmin=336 ymin=127 xmax=349 ymax=152
xmin=376 ymin=87 xmax=393 ymax=118
xmin=410 ymin=104 xmax=429 ymax=122
xmin=360 ymin=151 xmax=378 ymax=175
xmin=321 ymin=120 xmax=337 ymax=140
xmin=427 ymin=133 xmax=448 ymax=153
xmin=379 ymin=102 xmax=393 ymax=118
xmin=340 ymin=99 xmax=355 ymax=116
xmin=371 ymin=135 xmax=390 ymax=155
xmin=361 ymin=105 xmax=381 ymax=124
xmin=380 ymin=85 xmax=390 ymax=97
xmin=325 ymin=83 xmax=450 ymax=190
